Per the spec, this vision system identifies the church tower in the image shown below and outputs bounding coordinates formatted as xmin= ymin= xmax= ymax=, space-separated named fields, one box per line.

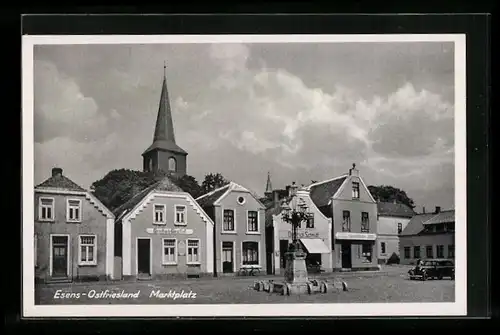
xmin=142 ymin=63 xmax=188 ymax=177
xmin=264 ymin=171 xmax=273 ymax=199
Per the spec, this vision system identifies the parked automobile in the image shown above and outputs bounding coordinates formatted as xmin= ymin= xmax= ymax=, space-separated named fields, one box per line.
xmin=408 ymin=259 xmax=455 ymax=280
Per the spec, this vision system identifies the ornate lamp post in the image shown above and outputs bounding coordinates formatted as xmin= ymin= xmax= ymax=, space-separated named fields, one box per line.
xmin=279 ymin=196 xmax=313 ymax=292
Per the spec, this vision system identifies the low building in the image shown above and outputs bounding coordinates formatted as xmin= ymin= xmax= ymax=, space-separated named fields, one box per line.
xmin=34 ymin=167 xmax=115 ymax=283
xmin=114 ymin=176 xmax=214 ymax=280
xmin=307 ymin=164 xmax=379 ymax=271
xmin=196 ymin=182 xmax=267 ymax=276
xmin=267 ymin=183 xmax=333 ymax=275
xmin=376 ymin=201 xmax=415 ymax=263
xmin=399 ymin=207 xmax=455 ymax=265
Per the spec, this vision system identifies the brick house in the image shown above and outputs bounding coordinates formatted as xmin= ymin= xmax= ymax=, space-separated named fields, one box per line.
xmin=399 ymin=207 xmax=455 ymax=265
xmin=34 ymin=167 xmax=115 ymax=283
xmin=196 ymin=182 xmax=267 ymax=276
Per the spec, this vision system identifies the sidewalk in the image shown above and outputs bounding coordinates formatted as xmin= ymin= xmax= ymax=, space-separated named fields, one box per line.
xmin=38 ymin=265 xmax=411 ymax=288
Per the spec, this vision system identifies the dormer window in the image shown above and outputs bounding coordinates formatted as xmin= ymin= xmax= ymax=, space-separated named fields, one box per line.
xmin=352 ymin=182 xmax=360 ymax=199
xmin=154 ymin=204 xmax=166 ymax=225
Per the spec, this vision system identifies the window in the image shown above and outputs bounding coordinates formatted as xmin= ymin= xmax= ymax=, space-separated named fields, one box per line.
xmin=174 ymin=205 xmax=186 ymax=225
xmin=162 ymin=239 xmax=177 ymax=264
xmin=361 ymin=243 xmax=372 ymax=263
xmin=79 ymin=235 xmax=96 ymax=265
xmin=154 ymin=204 xmax=166 ymax=224
xmin=426 ymin=245 xmax=433 ymax=258
xmin=306 ymin=214 xmax=315 ymax=228
xmin=404 ymin=247 xmax=410 ymax=259
xmin=448 ymin=245 xmax=455 ymax=258
xmin=187 ymin=239 xmax=200 ymax=264
xmin=342 ymin=211 xmax=351 ymax=232
xmin=242 ymin=241 xmax=259 ymax=265
xmin=223 ymin=209 xmax=235 ymax=232
xmin=413 ymin=246 xmax=421 ymax=259
xmin=39 ymin=197 xmax=54 ymax=221
xmin=237 ymin=196 xmax=246 ymax=205
xmin=247 ymin=211 xmax=258 ymax=232
xmin=67 ymin=199 xmax=82 ymax=222
xmin=446 ymin=223 xmax=455 ymax=232
xmin=352 ymin=182 xmax=360 ymax=199
xmin=168 ymin=157 xmax=177 ymax=172
xmin=361 ymin=212 xmax=369 ymax=232
xmin=436 ymin=245 xmax=444 ymax=258
xmin=380 ymin=242 xmax=386 ymax=254
xmin=397 ymin=223 xmax=403 ymax=234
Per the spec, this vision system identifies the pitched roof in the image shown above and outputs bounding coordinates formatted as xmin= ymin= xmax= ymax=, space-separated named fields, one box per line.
xmin=35 ymin=174 xmax=86 ymax=192
xmin=422 ymin=210 xmax=455 ymax=225
xmin=142 ymin=68 xmax=187 ymax=156
xmin=195 ymin=183 xmax=231 ymax=208
xmin=308 ymin=175 xmax=348 ymax=209
xmin=114 ymin=176 xmax=183 ymax=223
xmin=400 ymin=213 xmax=437 ymax=236
xmin=377 ymin=202 xmax=415 ymax=218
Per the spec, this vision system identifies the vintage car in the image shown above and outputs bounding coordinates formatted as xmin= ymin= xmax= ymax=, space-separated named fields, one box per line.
xmin=408 ymin=259 xmax=455 ymax=280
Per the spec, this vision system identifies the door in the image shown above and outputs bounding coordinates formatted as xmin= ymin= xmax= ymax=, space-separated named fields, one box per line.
xmin=341 ymin=243 xmax=352 ymax=269
xmin=52 ymin=236 xmax=68 ymax=278
xmin=280 ymin=240 xmax=288 ymax=269
xmin=222 ymin=242 xmax=234 ymax=273
xmin=137 ymin=238 xmax=151 ymax=275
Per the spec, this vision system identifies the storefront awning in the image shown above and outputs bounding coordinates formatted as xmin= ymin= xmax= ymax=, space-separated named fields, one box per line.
xmin=300 ymin=238 xmax=330 ymax=254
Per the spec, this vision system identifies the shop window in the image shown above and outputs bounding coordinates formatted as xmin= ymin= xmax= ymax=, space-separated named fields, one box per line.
xmin=361 ymin=243 xmax=372 ymax=263
xmin=242 ymin=241 xmax=259 ymax=265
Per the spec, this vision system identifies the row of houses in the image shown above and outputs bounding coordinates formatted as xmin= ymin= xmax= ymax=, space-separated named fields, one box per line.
xmin=33 ymin=67 xmax=455 ymax=283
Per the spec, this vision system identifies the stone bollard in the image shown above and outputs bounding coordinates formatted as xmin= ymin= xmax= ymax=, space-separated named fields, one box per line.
xmin=307 ymin=282 xmax=313 ymax=295
xmin=282 ymin=283 xmax=291 ymax=296
xmin=342 ymin=281 xmax=348 ymax=291
xmin=320 ymin=281 xmax=328 ymax=293
xmin=269 ymin=282 xmax=274 ymax=294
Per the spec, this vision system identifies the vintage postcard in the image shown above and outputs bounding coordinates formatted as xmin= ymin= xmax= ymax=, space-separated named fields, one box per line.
xmin=22 ymin=34 xmax=467 ymax=317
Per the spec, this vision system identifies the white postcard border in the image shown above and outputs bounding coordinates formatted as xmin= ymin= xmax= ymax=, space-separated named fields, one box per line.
xmin=22 ymin=34 xmax=467 ymax=317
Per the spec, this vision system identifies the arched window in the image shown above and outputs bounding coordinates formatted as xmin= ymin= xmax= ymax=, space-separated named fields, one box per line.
xmin=168 ymin=157 xmax=177 ymax=172
xmin=148 ymin=159 xmax=153 ymax=171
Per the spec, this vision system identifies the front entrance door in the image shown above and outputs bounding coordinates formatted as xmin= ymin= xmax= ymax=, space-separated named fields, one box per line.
xmin=137 ymin=238 xmax=151 ymax=275
xmin=222 ymin=242 xmax=234 ymax=273
xmin=341 ymin=243 xmax=352 ymax=269
xmin=52 ymin=236 xmax=68 ymax=278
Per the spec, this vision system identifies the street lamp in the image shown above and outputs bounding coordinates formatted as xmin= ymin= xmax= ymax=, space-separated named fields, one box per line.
xmin=281 ymin=197 xmax=311 ymax=253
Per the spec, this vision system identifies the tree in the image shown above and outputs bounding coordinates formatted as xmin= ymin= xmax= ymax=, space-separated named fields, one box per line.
xmin=91 ymin=169 xmax=203 ymax=211
xmin=367 ymin=185 xmax=416 ymax=209
xmin=201 ymin=172 xmax=230 ymax=194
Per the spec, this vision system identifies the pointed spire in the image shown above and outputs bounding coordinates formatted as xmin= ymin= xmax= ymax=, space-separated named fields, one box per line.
xmin=265 ymin=171 xmax=273 ymax=194
xmin=153 ymin=62 xmax=176 ymax=143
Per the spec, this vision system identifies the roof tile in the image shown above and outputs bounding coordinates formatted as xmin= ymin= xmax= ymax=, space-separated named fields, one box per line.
xmin=377 ymin=202 xmax=415 ymax=218
xmin=308 ymin=176 xmax=347 ymax=213
xmin=35 ymin=174 xmax=86 ymax=192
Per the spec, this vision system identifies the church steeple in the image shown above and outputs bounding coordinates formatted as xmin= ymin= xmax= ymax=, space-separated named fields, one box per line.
xmin=265 ymin=171 xmax=273 ymax=198
xmin=142 ymin=63 xmax=188 ymax=177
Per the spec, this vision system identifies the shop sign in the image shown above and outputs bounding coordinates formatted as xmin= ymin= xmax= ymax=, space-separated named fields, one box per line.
xmin=146 ymin=227 xmax=194 ymax=235
xmin=279 ymin=229 xmax=321 ymax=239
xmin=335 ymin=232 xmax=376 ymax=241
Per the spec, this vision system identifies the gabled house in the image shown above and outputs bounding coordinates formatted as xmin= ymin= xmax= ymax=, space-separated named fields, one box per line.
xmin=196 ymin=182 xmax=267 ymax=276
xmin=376 ymin=201 xmax=415 ymax=263
xmin=399 ymin=207 xmax=455 ymax=265
xmin=307 ymin=164 xmax=379 ymax=271
xmin=34 ymin=167 xmax=115 ymax=283
xmin=114 ymin=177 xmax=214 ymax=280
xmin=266 ymin=182 xmax=333 ymax=275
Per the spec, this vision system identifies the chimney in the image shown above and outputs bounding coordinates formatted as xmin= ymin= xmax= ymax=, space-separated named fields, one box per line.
xmin=288 ymin=181 xmax=298 ymax=197
xmin=349 ymin=163 xmax=359 ymax=177
xmin=52 ymin=167 xmax=63 ymax=177
xmin=435 ymin=206 xmax=441 ymax=214
xmin=422 ymin=206 xmax=426 ymax=214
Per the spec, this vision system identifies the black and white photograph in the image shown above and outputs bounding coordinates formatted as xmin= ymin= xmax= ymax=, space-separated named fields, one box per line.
xmin=22 ymin=34 xmax=467 ymax=317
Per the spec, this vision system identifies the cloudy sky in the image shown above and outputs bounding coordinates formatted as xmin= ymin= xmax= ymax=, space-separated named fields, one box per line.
xmin=33 ymin=41 xmax=455 ymax=210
